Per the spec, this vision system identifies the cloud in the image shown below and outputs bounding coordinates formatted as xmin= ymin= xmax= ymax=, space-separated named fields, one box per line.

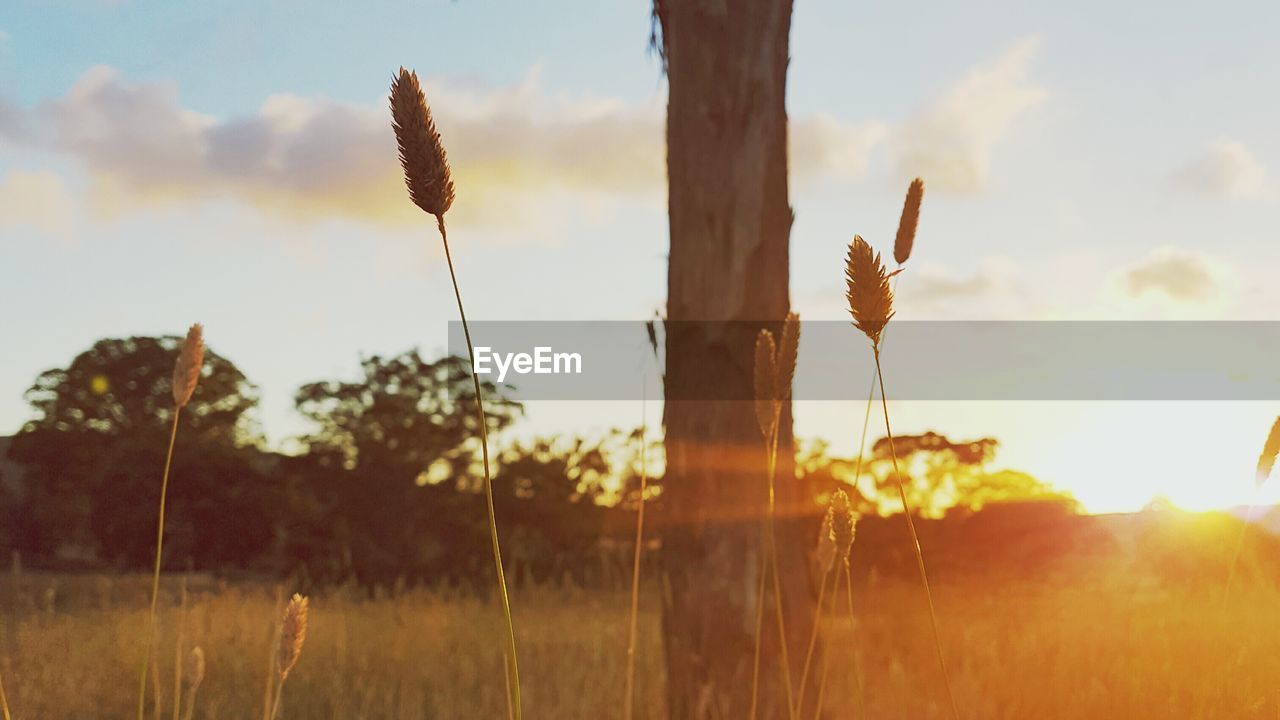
xmin=899 ymin=256 xmax=1030 ymax=317
xmin=791 ymin=114 xmax=887 ymax=180
xmin=890 ymin=36 xmax=1048 ymax=193
xmin=0 ymin=170 xmax=77 ymax=236
xmin=1120 ymin=248 xmax=1222 ymax=302
xmin=3 ymin=66 xmax=882 ymax=229
xmin=795 ymin=256 xmax=1031 ymax=320
xmin=1170 ymin=140 xmax=1266 ymax=198
xmin=0 ymin=96 xmax=27 ymax=142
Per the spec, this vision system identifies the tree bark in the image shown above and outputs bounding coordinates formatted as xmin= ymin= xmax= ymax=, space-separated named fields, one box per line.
xmin=656 ymin=2 xmax=812 ymax=718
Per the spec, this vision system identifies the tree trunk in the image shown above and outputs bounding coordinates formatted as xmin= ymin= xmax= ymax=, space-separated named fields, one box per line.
xmin=656 ymin=2 xmax=812 ymax=718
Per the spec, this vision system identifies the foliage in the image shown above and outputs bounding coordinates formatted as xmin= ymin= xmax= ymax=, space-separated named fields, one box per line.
xmin=20 ymin=335 xmax=260 ymax=446
xmin=1 ymin=338 xmax=1071 ymax=585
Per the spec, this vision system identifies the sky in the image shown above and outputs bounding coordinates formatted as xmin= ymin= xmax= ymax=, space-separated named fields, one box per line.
xmin=2 ymin=0 xmax=1279 ymax=513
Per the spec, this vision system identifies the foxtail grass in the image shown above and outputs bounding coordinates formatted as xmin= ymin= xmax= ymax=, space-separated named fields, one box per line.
xmin=796 ymin=490 xmax=860 ymax=717
xmin=182 ymin=647 xmax=204 ymax=720
xmin=622 ymin=384 xmax=650 ymax=720
xmin=846 ymin=233 xmax=958 ymax=719
xmin=138 ymin=324 xmax=203 ymax=720
xmin=391 ymin=66 xmax=520 ymax=718
xmin=748 ymin=315 xmax=800 ymax=720
xmin=266 ymin=593 xmax=308 ymax=720
xmin=893 ymin=178 xmax=924 ymax=266
xmin=809 ymin=536 xmax=851 ymax=720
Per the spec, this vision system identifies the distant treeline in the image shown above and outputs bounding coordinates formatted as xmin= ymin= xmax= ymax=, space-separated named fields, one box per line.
xmin=0 ymin=334 xmax=1075 ymax=586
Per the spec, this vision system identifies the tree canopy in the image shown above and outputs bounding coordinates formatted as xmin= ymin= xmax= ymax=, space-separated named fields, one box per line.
xmin=21 ymin=334 xmax=260 ymax=447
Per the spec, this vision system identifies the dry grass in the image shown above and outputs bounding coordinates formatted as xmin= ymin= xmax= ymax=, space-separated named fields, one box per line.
xmin=141 ymin=324 xmax=205 ymax=720
xmin=0 ymin=577 xmax=666 ymax=719
xmin=750 ymin=318 xmax=801 ymax=720
xmin=391 ymin=65 xmax=521 ymax=717
xmin=844 ymin=237 xmax=895 ymax=349
xmin=3 ymin=568 xmax=1280 ymax=718
xmin=893 ymin=178 xmax=924 ymax=266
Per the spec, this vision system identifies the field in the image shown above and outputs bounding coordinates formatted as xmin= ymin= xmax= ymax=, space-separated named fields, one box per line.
xmin=4 ymin=539 xmax=1280 ymax=719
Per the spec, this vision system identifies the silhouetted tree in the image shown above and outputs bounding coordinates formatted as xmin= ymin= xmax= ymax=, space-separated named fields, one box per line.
xmin=7 ymin=335 xmax=263 ymax=563
xmin=290 ymin=351 xmax=522 ymax=583
xmin=864 ymin=432 xmax=1074 ymax=516
xmin=20 ymin=334 xmax=260 ymax=445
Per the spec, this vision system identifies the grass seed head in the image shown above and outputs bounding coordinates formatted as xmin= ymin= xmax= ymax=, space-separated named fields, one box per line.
xmin=894 ymin=178 xmax=925 ymax=265
xmin=172 ymin=324 xmax=204 ymax=408
xmin=1257 ymin=417 xmax=1280 ymax=487
xmin=775 ymin=312 xmax=800 ymax=402
xmin=277 ymin=594 xmax=309 ymax=681
xmin=186 ymin=646 xmax=205 ymax=692
xmin=828 ymin=490 xmax=857 ymax=564
xmin=390 ymin=67 xmax=456 ymax=227
xmin=845 ymin=236 xmax=895 ymax=348
xmin=816 ymin=510 xmax=837 ymax=572
xmin=753 ymin=329 xmax=778 ymax=440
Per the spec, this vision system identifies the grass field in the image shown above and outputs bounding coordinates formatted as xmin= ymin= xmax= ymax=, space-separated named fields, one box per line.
xmin=3 ymin=554 xmax=1279 ymax=719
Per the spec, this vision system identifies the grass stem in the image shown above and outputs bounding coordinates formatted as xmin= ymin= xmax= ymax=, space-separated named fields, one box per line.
xmin=438 ymin=219 xmax=521 ymax=719
xmin=622 ymin=386 xmax=649 ymax=720
xmin=842 ymin=565 xmax=866 ymax=719
xmin=874 ymin=347 xmax=959 ymax=720
xmin=138 ymin=410 xmax=182 ymax=720
xmin=795 ymin=564 xmax=831 ymax=717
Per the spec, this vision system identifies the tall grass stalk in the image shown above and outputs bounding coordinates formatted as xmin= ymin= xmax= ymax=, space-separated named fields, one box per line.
xmin=800 ymin=492 xmax=859 ymax=718
xmin=182 ymin=648 xmax=204 ymax=720
xmin=809 ymin=559 xmax=844 ymax=720
xmin=172 ymin=574 xmax=188 ymax=720
xmin=391 ymin=67 xmax=520 ymax=717
xmin=269 ymin=594 xmax=308 ymax=720
xmin=764 ymin=422 xmax=797 ymax=720
xmin=841 ymin=564 xmax=866 ymax=718
xmin=795 ymin=560 xmax=832 ymax=711
xmin=748 ymin=419 xmax=797 ymax=720
xmin=622 ymin=384 xmax=650 ymax=720
xmin=138 ymin=412 xmax=180 ymax=720
xmin=749 ymin=321 xmax=799 ymax=720
xmin=873 ymin=348 xmax=959 ymax=719
xmin=261 ymin=586 xmax=283 ymax=720
xmin=139 ymin=324 xmax=203 ymax=720
xmin=438 ymin=222 xmax=520 ymax=718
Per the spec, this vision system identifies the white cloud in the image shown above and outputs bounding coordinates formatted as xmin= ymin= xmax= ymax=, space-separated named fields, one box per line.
xmin=0 ymin=170 xmax=77 ymax=237
xmin=1091 ymin=247 xmax=1236 ymax=319
xmin=0 ymin=38 xmax=1051 ymax=228
xmin=795 ymin=256 xmax=1031 ymax=321
xmin=1170 ymin=140 xmax=1266 ymax=198
xmin=890 ymin=36 xmax=1048 ymax=193
xmin=898 ymin=256 xmax=1030 ymax=318
xmin=2 ymin=66 xmax=884 ymax=229
xmin=1121 ymin=248 xmax=1220 ymax=302
xmin=791 ymin=114 xmax=887 ymax=180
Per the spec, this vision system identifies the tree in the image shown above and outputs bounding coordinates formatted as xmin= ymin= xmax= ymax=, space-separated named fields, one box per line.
xmin=863 ymin=432 xmax=1075 ymax=517
xmin=8 ymin=335 xmax=263 ymax=562
xmin=652 ymin=2 xmax=809 ymax=716
xmin=492 ymin=433 xmax=623 ymax=584
xmin=292 ymin=351 xmax=522 ymax=583
xmin=20 ymin=335 xmax=260 ymax=446
xmin=295 ymin=351 xmax=519 ymax=476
